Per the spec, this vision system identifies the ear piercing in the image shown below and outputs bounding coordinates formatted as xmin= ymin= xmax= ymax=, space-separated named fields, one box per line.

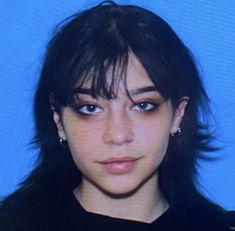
xmin=59 ymin=138 xmax=67 ymax=146
xmin=170 ymin=128 xmax=181 ymax=137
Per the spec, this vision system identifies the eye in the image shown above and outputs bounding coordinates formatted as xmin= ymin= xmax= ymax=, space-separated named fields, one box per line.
xmin=75 ymin=104 xmax=103 ymax=115
xmin=131 ymin=102 xmax=158 ymax=112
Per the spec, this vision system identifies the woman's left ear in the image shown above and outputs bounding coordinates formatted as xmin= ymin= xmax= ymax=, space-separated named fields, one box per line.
xmin=170 ymin=96 xmax=189 ymax=134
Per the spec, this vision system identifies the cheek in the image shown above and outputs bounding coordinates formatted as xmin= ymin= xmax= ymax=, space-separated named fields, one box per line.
xmin=136 ymin=113 xmax=172 ymax=140
xmin=63 ymin=120 xmax=103 ymax=163
xmin=134 ymin=116 xmax=172 ymax=157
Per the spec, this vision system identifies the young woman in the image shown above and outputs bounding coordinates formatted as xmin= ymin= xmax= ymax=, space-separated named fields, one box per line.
xmin=0 ymin=1 xmax=234 ymax=230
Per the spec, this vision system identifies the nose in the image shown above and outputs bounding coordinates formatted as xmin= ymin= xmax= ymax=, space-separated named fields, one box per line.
xmin=103 ymin=112 xmax=134 ymax=145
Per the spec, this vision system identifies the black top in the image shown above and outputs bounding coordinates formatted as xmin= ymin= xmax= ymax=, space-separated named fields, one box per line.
xmin=57 ymin=194 xmax=235 ymax=231
xmin=1 ymin=192 xmax=235 ymax=231
xmin=60 ymin=194 xmax=174 ymax=231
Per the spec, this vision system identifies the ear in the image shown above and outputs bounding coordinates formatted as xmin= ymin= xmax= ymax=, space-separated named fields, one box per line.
xmin=170 ymin=97 xmax=189 ymax=134
xmin=52 ymin=110 xmax=67 ymax=141
xmin=50 ymin=94 xmax=67 ymax=141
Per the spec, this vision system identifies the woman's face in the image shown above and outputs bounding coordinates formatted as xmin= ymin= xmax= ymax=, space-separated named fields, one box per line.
xmin=53 ymin=54 xmax=187 ymax=196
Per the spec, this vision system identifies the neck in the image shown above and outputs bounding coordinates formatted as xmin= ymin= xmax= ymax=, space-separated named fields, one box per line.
xmin=73 ymin=175 xmax=169 ymax=223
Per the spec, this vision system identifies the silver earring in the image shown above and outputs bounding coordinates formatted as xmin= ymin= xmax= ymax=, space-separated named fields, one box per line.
xmin=59 ymin=138 xmax=67 ymax=146
xmin=170 ymin=128 xmax=181 ymax=137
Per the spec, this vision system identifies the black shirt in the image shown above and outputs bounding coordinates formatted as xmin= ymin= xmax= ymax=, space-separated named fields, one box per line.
xmin=1 ymin=192 xmax=235 ymax=231
xmin=56 ymin=193 xmax=235 ymax=231
xmin=60 ymin=194 xmax=175 ymax=231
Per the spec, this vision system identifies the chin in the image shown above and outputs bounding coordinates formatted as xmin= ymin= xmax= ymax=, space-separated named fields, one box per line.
xmin=100 ymin=186 xmax=140 ymax=198
xmin=95 ymin=178 xmax=148 ymax=198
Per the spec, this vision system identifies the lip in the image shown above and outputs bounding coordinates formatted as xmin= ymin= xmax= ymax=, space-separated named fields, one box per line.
xmin=98 ymin=156 xmax=141 ymax=174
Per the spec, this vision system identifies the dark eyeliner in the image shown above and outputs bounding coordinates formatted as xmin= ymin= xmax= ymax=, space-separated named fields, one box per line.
xmin=133 ymin=101 xmax=160 ymax=112
xmin=72 ymin=104 xmax=96 ymax=116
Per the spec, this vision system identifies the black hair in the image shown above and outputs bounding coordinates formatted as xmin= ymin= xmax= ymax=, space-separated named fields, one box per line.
xmin=0 ymin=0 xmax=222 ymax=226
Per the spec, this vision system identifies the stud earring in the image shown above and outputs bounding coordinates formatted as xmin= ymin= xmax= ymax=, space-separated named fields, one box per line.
xmin=170 ymin=128 xmax=181 ymax=137
xmin=59 ymin=138 xmax=67 ymax=146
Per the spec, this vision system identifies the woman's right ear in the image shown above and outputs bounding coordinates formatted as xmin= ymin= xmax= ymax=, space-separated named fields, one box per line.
xmin=49 ymin=94 xmax=67 ymax=141
xmin=52 ymin=110 xmax=67 ymax=141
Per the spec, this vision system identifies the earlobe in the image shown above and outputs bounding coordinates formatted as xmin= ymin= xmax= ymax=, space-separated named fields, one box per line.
xmin=170 ymin=97 xmax=189 ymax=134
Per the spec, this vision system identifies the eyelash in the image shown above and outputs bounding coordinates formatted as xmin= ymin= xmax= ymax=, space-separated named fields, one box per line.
xmin=74 ymin=104 xmax=103 ymax=116
xmin=131 ymin=101 xmax=159 ymax=112
xmin=74 ymin=101 xmax=159 ymax=116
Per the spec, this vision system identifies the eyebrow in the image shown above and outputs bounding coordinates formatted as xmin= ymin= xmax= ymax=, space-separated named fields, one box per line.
xmin=71 ymin=88 xmax=92 ymax=95
xmin=71 ymin=85 xmax=159 ymax=96
xmin=129 ymin=86 xmax=159 ymax=96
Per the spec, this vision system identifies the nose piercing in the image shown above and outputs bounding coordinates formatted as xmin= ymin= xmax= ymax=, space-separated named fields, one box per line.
xmin=128 ymin=134 xmax=135 ymax=142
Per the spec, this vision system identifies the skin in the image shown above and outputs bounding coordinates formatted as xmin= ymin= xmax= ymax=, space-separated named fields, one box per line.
xmin=53 ymin=54 xmax=188 ymax=223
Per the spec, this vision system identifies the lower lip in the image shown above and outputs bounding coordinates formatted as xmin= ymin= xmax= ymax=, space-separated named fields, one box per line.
xmin=102 ymin=160 xmax=137 ymax=174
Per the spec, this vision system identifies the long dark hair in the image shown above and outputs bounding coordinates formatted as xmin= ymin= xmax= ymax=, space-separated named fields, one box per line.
xmin=0 ymin=0 xmax=219 ymax=224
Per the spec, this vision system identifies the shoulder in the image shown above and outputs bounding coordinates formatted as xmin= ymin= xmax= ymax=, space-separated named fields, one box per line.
xmin=0 ymin=200 xmax=61 ymax=231
xmin=184 ymin=203 xmax=235 ymax=231
xmin=0 ymin=210 xmax=61 ymax=231
xmin=0 ymin=195 xmax=73 ymax=231
xmin=172 ymin=193 xmax=235 ymax=231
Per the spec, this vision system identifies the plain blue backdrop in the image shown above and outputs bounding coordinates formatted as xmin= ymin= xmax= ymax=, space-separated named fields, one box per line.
xmin=0 ymin=0 xmax=234 ymax=209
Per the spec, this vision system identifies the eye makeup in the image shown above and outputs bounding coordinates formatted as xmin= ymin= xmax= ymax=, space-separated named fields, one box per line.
xmin=69 ymin=86 xmax=166 ymax=117
xmin=131 ymin=101 xmax=160 ymax=112
xmin=73 ymin=103 xmax=104 ymax=116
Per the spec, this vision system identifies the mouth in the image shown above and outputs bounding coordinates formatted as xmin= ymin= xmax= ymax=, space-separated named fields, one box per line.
xmin=97 ymin=156 xmax=142 ymax=174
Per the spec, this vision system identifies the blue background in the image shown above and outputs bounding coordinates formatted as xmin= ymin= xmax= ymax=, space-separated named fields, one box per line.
xmin=0 ymin=0 xmax=234 ymax=209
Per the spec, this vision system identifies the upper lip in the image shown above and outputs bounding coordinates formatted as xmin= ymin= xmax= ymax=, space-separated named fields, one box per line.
xmin=98 ymin=156 xmax=141 ymax=164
